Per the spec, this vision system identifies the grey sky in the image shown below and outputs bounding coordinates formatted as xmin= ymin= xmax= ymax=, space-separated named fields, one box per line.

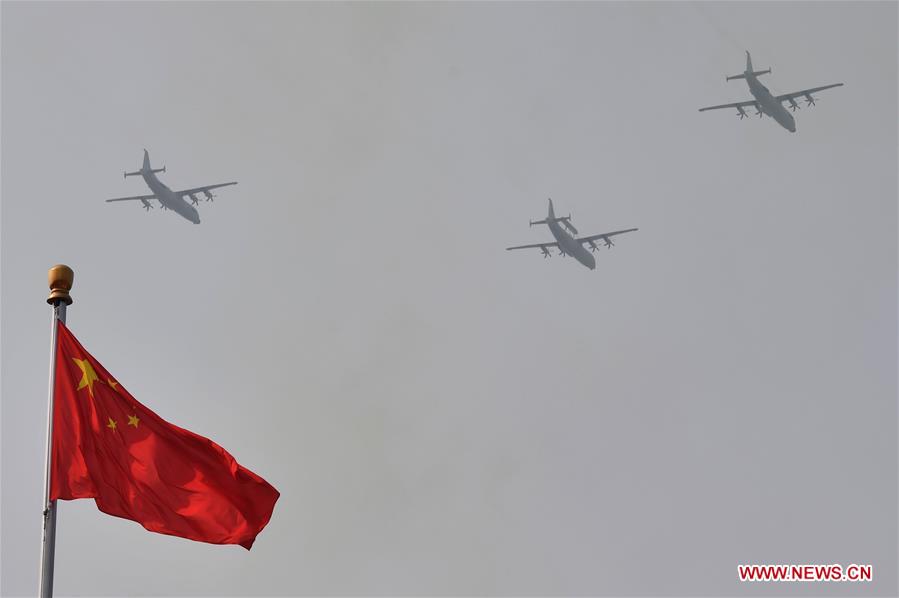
xmin=2 ymin=1 xmax=896 ymax=596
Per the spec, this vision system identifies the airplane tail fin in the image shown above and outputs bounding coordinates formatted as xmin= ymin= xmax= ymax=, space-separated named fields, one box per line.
xmin=125 ymin=149 xmax=165 ymax=178
xmin=726 ymin=69 xmax=771 ymax=81
xmin=529 ymin=216 xmax=570 ymax=225
xmin=529 ymin=199 xmax=577 ymax=234
xmin=124 ymin=166 xmax=165 ymax=179
xmin=529 ymin=198 xmax=557 ymax=226
xmin=726 ymin=51 xmax=770 ymax=80
xmin=529 ymin=215 xmax=578 ymax=235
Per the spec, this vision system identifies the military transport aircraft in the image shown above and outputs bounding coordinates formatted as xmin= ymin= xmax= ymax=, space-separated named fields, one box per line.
xmin=105 ymin=150 xmax=237 ymax=224
xmin=506 ymin=199 xmax=638 ymax=271
xmin=699 ymin=51 xmax=843 ymax=133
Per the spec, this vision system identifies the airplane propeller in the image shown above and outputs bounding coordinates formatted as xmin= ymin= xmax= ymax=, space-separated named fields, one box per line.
xmin=604 ymin=238 xmax=614 ymax=248
xmin=203 ymin=190 xmax=215 ymax=202
xmin=788 ymin=98 xmax=801 ymax=112
xmin=804 ymin=93 xmax=816 ymax=107
xmin=588 ymin=240 xmax=600 ymax=252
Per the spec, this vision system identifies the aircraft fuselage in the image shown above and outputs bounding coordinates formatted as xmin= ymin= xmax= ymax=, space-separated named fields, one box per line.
xmin=142 ymin=172 xmax=200 ymax=224
xmin=547 ymin=206 xmax=595 ymax=270
xmin=746 ymin=76 xmax=796 ymax=133
xmin=138 ymin=151 xmax=200 ymax=224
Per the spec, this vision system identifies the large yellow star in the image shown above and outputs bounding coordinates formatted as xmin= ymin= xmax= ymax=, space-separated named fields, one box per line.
xmin=106 ymin=417 xmax=117 ymax=431
xmin=108 ymin=379 xmax=119 ymax=391
xmin=73 ymin=358 xmax=99 ymax=397
xmin=127 ymin=414 xmax=139 ymax=428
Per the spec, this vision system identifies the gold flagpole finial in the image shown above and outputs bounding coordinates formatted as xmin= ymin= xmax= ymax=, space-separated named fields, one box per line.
xmin=47 ymin=264 xmax=74 ymax=305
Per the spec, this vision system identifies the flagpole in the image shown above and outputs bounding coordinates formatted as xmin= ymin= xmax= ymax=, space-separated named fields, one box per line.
xmin=40 ymin=265 xmax=74 ymax=598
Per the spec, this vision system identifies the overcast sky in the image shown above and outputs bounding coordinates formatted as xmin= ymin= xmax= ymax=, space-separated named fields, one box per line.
xmin=2 ymin=1 xmax=896 ymax=596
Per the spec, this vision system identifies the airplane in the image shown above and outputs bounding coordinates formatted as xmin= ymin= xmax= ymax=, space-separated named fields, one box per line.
xmin=105 ymin=150 xmax=237 ymax=224
xmin=506 ymin=199 xmax=637 ymax=270
xmin=698 ymin=51 xmax=843 ymax=133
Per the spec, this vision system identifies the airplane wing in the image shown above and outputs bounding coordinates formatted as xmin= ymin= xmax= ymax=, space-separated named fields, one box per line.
xmin=175 ymin=182 xmax=238 ymax=197
xmin=576 ymin=228 xmax=639 ymax=245
xmin=105 ymin=193 xmax=157 ymax=203
xmin=506 ymin=241 xmax=560 ymax=251
xmin=776 ymin=83 xmax=844 ymax=103
xmin=698 ymin=99 xmax=757 ymax=112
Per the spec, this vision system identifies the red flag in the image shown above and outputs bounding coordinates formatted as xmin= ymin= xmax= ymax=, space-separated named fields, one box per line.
xmin=50 ymin=321 xmax=279 ymax=549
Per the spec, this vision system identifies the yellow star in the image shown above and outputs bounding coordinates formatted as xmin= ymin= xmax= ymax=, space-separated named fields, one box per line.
xmin=108 ymin=379 xmax=119 ymax=391
xmin=106 ymin=417 xmax=117 ymax=431
xmin=127 ymin=414 xmax=139 ymax=428
xmin=73 ymin=358 xmax=99 ymax=397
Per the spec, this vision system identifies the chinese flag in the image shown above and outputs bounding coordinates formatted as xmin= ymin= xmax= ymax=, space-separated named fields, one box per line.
xmin=50 ymin=321 xmax=279 ymax=549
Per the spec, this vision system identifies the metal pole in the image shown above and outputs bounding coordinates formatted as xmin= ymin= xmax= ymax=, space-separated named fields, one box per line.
xmin=40 ymin=265 xmax=74 ymax=598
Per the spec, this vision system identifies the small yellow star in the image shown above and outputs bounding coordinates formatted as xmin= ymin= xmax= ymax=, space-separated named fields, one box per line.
xmin=106 ymin=417 xmax=117 ymax=431
xmin=73 ymin=358 xmax=99 ymax=397
xmin=108 ymin=379 xmax=119 ymax=391
xmin=127 ymin=414 xmax=139 ymax=428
